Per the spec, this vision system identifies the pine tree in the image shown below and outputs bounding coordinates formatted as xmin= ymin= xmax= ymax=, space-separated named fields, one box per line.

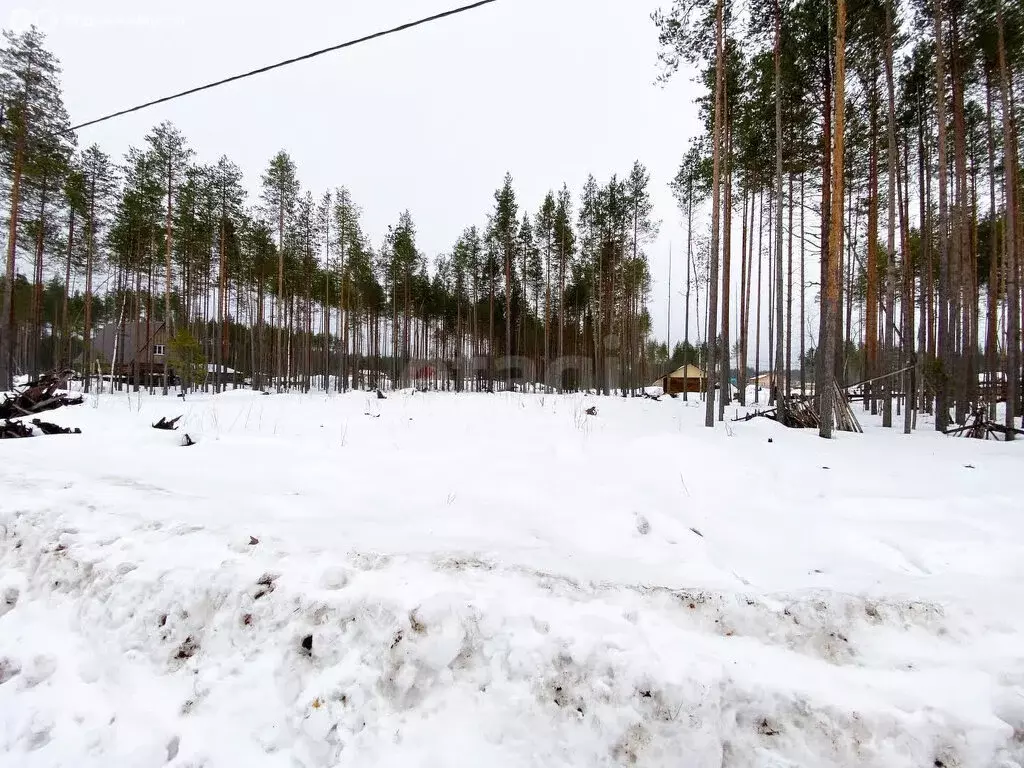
xmin=706 ymin=0 xmax=726 ymax=427
xmin=492 ymin=173 xmax=518 ymax=390
xmin=333 ymin=187 xmax=363 ymax=392
xmin=213 ymin=156 xmax=244 ymax=392
xmin=819 ymin=0 xmax=847 ymax=439
xmin=261 ymin=151 xmax=300 ymax=390
xmin=535 ymin=192 xmax=557 ymax=387
xmin=671 ymin=144 xmax=710 ymax=400
xmin=60 ymin=161 xmax=88 ymax=370
xmin=79 ymin=145 xmax=117 ymax=392
xmin=995 ymin=0 xmax=1019 ymax=435
xmin=518 ymin=212 xmax=541 ymax=384
xmin=554 ymin=185 xmax=575 ymax=390
xmin=0 ymin=26 xmax=72 ymax=389
xmin=625 ymin=161 xmax=660 ymax=394
xmin=145 ymin=121 xmax=191 ymax=394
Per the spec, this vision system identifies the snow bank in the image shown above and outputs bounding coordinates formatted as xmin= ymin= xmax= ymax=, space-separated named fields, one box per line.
xmin=1 ymin=391 xmax=1023 ymax=767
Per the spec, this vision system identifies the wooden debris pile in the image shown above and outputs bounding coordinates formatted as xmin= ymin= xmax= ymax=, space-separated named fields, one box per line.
xmin=0 ymin=370 xmax=84 ymax=439
xmin=735 ymin=396 xmax=819 ymax=428
xmin=0 ymin=370 xmax=82 ymax=420
xmin=733 ymin=383 xmax=862 ymax=434
xmin=0 ymin=420 xmax=33 ymax=439
xmin=945 ymin=407 xmax=1024 ymax=441
xmin=0 ymin=418 xmax=81 ymax=439
xmin=830 ymin=382 xmax=864 ymax=434
xmin=778 ymin=397 xmax=822 ymax=429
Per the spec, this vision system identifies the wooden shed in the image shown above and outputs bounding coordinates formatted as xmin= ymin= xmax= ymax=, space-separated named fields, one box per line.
xmin=652 ymin=364 xmax=706 ymax=395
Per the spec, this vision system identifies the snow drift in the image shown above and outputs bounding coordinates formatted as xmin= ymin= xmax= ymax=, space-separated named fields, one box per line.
xmin=1 ymin=389 xmax=1022 ymax=767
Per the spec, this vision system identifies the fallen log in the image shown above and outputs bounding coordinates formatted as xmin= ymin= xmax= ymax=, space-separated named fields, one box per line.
xmin=30 ymin=419 xmax=81 ymax=436
xmin=153 ymin=416 xmax=183 ymax=431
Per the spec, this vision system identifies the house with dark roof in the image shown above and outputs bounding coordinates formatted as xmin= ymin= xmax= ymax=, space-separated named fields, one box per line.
xmin=93 ymin=321 xmax=171 ymax=385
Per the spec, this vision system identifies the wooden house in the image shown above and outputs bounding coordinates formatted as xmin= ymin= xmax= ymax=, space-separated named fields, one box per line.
xmin=93 ymin=321 xmax=171 ymax=386
xmin=651 ymin=364 xmax=706 ymax=395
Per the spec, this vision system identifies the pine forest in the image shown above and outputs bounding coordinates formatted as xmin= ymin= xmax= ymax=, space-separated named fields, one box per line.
xmin=1 ymin=0 xmax=1022 ymax=438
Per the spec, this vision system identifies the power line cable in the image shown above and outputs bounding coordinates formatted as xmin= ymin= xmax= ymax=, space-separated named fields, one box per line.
xmin=66 ymin=0 xmax=499 ymax=134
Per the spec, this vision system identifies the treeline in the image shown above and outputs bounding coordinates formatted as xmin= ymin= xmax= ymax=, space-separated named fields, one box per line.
xmin=0 ymin=27 xmax=660 ymax=395
xmin=655 ymin=0 xmax=1022 ymax=435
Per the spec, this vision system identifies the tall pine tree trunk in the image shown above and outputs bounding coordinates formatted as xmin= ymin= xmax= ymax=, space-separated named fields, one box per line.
xmin=755 ymin=191 xmax=764 ymax=404
xmin=164 ymin=157 xmax=173 ymax=396
xmin=747 ymin=186 xmax=756 ymax=380
xmin=773 ymin=0 xmax=786 ymax=418
xmin=720 ymin=121 xmax=733 ymax=419
xmin=276 ymin=204 xmax=285 ymax=391
xmin=558 ymin=230 xmax=566 ymax=392
xmin=819 ymin=0 xmax=846 ymax=439
xmin=705 ymin=0 xmax=725 ymax=428
xmin=997 ymin=0 xmax=1018 ymax=436
xmin=884 ymin=1 xmax=899 ymax=427
xmin=816 ymin=36 xmax=834 ymax=413
xmin=800 ymin=173 xmax=806 ymax=394
xmin=933 ymin=0 xmax=952 ymax=431
xmin=867 ymin=92 xmax=880 ymax=414
xmin=1 ymin=129 xmax=26 ymax=391
xmin=738 ymin=189 xmax=749 ymax=405
xmin=685 ymin=186 xmax=693 ymax=401
xmin=84 ymin=181 xmax=96 ymax=395
xmin=217 ymin=211 xmax=227 ymax=394
xmin=899 ymin=111 xmax=915 ymax=433
xmin=505 ymin=244 xmax=512 ymax=392
xmin=31 ymin=174 xmax=49 ymax=380
xmin=62 ymin=208 xmax=75 ymax=369
xmin=786 ymin=173 xmax=794 ymax=396
xmin=985 ymin=70 xmax=999 ymax=419
xmin=951 ymin=14 xmax=970 ymax=425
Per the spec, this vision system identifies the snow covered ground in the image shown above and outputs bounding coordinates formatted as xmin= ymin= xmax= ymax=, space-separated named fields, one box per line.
xmin=1 ymin=388 xmax=1023 ymax=767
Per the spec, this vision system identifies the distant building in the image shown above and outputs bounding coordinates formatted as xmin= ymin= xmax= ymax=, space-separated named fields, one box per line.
xmin=206 ymin=363 xmax=241 ymax=387
xmin=92 ymin=321 xmax=171 ymax=385
xmin=651 ymin=364 xmax=706 ymax=394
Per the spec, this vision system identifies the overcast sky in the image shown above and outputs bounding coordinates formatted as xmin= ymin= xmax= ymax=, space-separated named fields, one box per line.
xmin=9 ymin=0 xmax=713 ymax=349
